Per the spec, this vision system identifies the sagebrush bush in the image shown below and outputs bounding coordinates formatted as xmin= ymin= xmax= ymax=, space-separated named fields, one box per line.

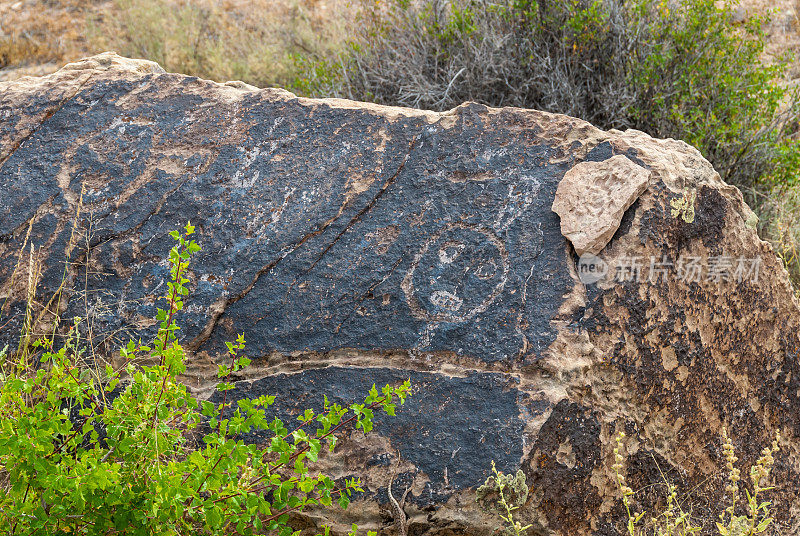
xmin=295 ymin=0 xmax=800 ymax=288
xmin=299 ymin=0 xmax=800 ymax=191
xmin=0 ymin=223 xmax=409 ymax=535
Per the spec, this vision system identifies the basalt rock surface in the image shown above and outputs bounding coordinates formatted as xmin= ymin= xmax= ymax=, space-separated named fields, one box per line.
xmin=2 ymin=53 xmax=800 ymax=535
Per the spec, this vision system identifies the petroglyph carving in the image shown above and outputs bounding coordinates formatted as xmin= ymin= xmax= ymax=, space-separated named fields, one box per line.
xmin=402 ymin=223 xmax=509 ymax=323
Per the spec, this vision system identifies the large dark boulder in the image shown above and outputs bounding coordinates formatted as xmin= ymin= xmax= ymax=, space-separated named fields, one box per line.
xmin=2 ymin=53 xmax=799 ymax=535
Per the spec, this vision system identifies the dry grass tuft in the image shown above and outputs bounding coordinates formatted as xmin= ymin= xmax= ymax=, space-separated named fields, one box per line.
xmin=87 ymin=0 xmax=353 ymax=89
xmin=0 ymin=0 xmax=354 ymax=87
xmin=754 ymin=185 xmax=800 ymax=292
xmin=0 ymin=35 xmax=55 ymax=70
xmin=0 ymin=0 xmax=91 ymax=79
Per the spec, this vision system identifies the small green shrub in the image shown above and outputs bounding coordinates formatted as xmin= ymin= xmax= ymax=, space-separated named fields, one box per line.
xmin=626 ymin=0 xmax=799 ymax=190
xmin=0 ymin=223 xmax=410 ymax=535
xmin=476 ymin=461 xmax=531 ymax=536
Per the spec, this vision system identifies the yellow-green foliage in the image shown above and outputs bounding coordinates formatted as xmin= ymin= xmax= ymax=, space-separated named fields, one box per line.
xmin=613 ymin=429 xmax=782 ymax=536
xmin=476 ymin=461 xmax=532 ymax=536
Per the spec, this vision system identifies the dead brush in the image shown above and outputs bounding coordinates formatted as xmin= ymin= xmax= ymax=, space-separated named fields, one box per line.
xmin=0 ymin=189 xmax=116 ymax=389
xmin=752 ymin=185 xmax=800 ymax=293
xmin=0 ymin=34 xmax=57 ymax=70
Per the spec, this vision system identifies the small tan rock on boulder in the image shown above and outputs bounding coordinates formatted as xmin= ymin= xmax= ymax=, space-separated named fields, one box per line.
xmin=552 ymin=153 xmax=650 ymax=256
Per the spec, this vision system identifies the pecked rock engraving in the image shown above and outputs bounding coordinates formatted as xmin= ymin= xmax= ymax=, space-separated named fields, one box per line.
xmin=401 ymin=223 xmax=509 ymax=323
xmin=2 ymin=53 xmax=800 ymax=535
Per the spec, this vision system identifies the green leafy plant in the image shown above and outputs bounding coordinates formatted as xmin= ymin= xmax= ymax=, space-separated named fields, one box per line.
xmin=716 ymin=427 xmax=781 ymax=536
xmin=612 ymin=431 xmax=699 ymax=536
xmin=626 ymin=0 xmax=799 ymax=190
xmin=476 ymin=460 xmax=531 ymax=536
xmin=613 ymin=432 xmax=645 ymax=535
xmin=0 ymin=222 xmax=410 ymax=535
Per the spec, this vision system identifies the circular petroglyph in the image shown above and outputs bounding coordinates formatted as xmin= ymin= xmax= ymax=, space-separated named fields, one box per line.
xmin=402 ymin=223 xmax=509 ymax=323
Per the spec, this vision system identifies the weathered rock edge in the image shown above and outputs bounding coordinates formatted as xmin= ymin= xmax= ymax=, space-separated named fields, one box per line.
xmin=1 ymin=53 xmax=800 ymax=535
